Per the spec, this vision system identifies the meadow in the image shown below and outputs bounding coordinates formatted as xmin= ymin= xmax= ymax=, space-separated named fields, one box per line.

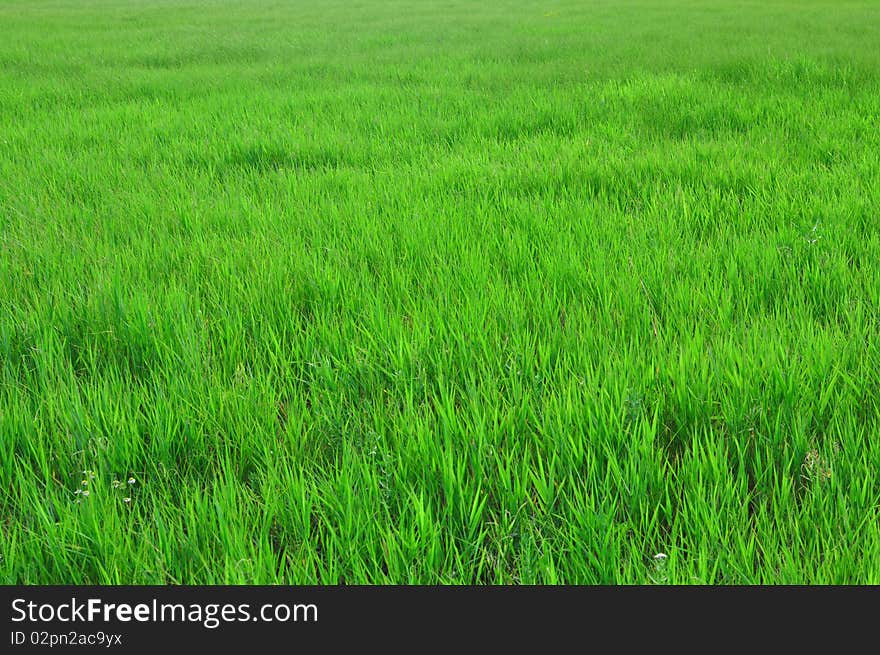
xmin=1 ymin=0 xmax=879 ymax=584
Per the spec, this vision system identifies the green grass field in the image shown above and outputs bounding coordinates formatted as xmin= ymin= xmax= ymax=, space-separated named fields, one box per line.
xmin=2 ymin=0 xmax=879 ymax=584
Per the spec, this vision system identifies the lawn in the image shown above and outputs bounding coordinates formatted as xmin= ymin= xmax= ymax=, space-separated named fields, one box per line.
xmin=1 ymin=0 xmax=879 ymax=583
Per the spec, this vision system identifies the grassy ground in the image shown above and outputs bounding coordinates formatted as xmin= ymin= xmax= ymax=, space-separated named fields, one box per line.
xmin=1 ymin=0 xmax=879 ymax=584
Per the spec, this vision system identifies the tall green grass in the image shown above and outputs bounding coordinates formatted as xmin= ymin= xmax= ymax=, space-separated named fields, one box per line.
xmin=1 ymin=0 xmax=879 ymax=583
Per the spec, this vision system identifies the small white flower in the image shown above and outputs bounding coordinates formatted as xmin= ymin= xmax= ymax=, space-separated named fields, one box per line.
xmin=128 ymin=478 xmax=136 ymax=485
xmin=653 ymin=553 xmax=667 ymax=561
xmin=123 ymin=497 xmax=131 ymax=503
xmin=81 ymin=490 xmax=90 ymax=497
